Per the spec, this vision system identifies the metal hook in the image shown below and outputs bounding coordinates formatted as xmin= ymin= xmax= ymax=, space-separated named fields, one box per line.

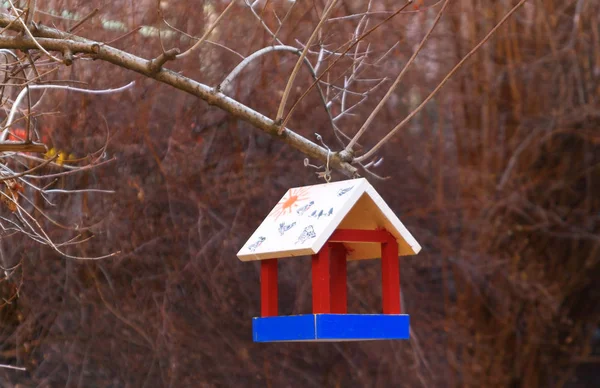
xmin=319 ymin=148 xmax=332 ymax=183
xmin=303 ymin=133 xmax=332 ymax=183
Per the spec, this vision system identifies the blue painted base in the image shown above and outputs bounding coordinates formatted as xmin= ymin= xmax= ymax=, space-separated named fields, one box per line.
xmin=252 ymin=314 xmax=410 ymax=342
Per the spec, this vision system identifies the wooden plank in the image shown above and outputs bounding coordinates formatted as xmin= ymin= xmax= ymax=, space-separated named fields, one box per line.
xmin=311 ymin=246 xmax=331 ymax=313
xmin=252 ymin=314 xmax=410 ymax=342
xmin=330 ymin=243 xmax=347 ymax=314
xmin=381 ymin=240 xmax=401 ymax=314
xmin=334 ymin=191 xmax=422 ymax=260
xmin=329 ymin=228 xmax=394 ymax=243
xmin=237 ymin=178 xmax=367 ymax=261
xmin=237 ymin=177 xmax=422 ymax=262
xmin=365 ymin=186 xmax=422 ymax=255
xmin=260 ymin=259 xmax=278 ymax=317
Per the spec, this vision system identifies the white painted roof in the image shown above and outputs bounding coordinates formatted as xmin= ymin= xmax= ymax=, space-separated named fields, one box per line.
xmin=237 ymin=178 xmax=421 ymax=261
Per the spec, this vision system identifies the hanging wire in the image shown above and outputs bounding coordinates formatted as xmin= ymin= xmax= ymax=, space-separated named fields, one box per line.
xmin=303 ymin=133 xmax=332 ymax=183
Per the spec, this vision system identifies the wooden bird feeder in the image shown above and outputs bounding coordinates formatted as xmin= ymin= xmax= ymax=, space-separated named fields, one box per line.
xmin=237 ymin=178 xmax=421 ymax=342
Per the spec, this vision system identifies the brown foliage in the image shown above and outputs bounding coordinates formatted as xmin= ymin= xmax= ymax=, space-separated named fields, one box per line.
xmin=0 ymin=0 xmax=598 ymax=387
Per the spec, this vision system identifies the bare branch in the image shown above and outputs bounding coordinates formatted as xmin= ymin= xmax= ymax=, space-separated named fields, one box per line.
xmin=244 ymin=0 xmax=285 ymax=45
xmin=67 ymin=8 xmax=98 ymax=33
xmin=279 ymin=0 xmax=412 ymax=132
xmin=0 ymin=141 xmax=45 ymax=153
xmin=327 ymin=11 xmax=396 ymax=22
xmin=0 ymin=16 xmax=358 ymax=176
xmin=148 ymin=48 xmax=180 ymax=73
xmin=272 ymin=0 xmax=296 ymax=42
xmin=176 ymin=0 xmax=236 ymax=59
xmin=355 ymin=0 xmax=530 ymax=163
xmin=6 ymin=0 xmax=63 ymax=63
xmin=219 ymin=45 xmax=300 ymax=92
xmin=275 ymin=0 xmax=339 ymax=126
xmin=2 ymin=81 xmax=135 ymax=141
xmin=0 ymin=363 xmax=25 ymax=371
xmin=346 ymin=0 xmax=451 ymax=152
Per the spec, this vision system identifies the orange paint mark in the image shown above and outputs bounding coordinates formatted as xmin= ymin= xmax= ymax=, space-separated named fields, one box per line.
xmin=281 ymin=194 xmax=299 ymax=213
xmin=268 ymin=187 xmax=311 ymax=219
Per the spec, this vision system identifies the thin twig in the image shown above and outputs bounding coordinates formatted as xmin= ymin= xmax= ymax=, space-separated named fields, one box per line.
xmin=0 ymin=16 xmax=357 ymax=177
xmin=279 ymin=0 xmax=412 ymax=132
xmin=7 ymin=0 xmax=63 ymax=63
xmin=161 ymin=18 xmax=244 ymax=59
xmin=219 ymin=45 xmax=300 ymax=91
xmin=104 ymin=26 xmax=142 ymax=45
xmin=272 ymin=0 xmax=296 ymax=42
xmin=275 ymin=0 xmax=339 ymax=126
xmin=67 ymin=8 xmax=99 ymax=33
xmin=0 ymin=363 xmax=26 ymax=371
xmin=1 ymin=82 xmax=135 ymax=141
xmin=346 ymin=0 xmax=451 ymax=151
xmin=148 ymin=48 xmax=180 ymax=73
xmin=218 ymin=45 xmax=344 ymax=148
xmin=176 ymin=0 xmax=236 ymax=59
xmin=355 ymin=0 xmax=530 ymax=163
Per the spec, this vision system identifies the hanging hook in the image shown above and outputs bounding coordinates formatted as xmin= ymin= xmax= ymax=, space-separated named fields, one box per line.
xmin=303 ymin=133 xmax=332 ymax=183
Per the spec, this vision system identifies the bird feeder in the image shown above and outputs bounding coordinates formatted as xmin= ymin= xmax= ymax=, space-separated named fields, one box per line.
xmin=237 ymin=178 xmax=421 ymax=342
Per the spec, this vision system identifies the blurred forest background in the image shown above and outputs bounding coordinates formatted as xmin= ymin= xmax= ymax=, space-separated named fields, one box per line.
xmin=0 ymin=0 xmax=599 ymax=387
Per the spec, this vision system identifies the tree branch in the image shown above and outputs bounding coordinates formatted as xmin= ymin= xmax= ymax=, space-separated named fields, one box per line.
xmin=279 ymin=0 xmax=412 ymax=132
xmin=275 ymin=0 xmax=339 ymax=126
xmin=0 ymin=14 xmax=358 ymax=177
xmin=2 ymin=82 xmax=135 ymax=141
xmin=67 ymin=8 xmax=98 ymax=33
xmin=355 ymin=0 xmax=530 ymax=163
xmin=346 ymin=0 xmax=451 ymax=152
xmin=148 ymin=48 xmax=180 ymax=73
xmin=0 ymin=142 xmax=46 ymax=153
xmin=219 ymin=45 xmax=301 ymax=92
xmin=175 ymin=0 xmax=236 ymax=59
xmin=217 ymin=44 xmax=347 ymax=148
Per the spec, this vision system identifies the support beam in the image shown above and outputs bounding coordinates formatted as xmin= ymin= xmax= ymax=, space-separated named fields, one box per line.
xmin=260 ymin=259 xmax=278 ymax=317
xmin=312 ymin=245 xmax=331 ymax=313
xmin=329 ymin=229 xmax=394 ymax=243
xmin=330 ymin=243 xmax=348 ymax=314
xmin=381 ymin=239 xmax=401 ymax=314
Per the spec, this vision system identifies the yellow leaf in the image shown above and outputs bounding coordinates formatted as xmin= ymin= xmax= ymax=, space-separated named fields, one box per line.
xmin=45 ymin=147 xmax=56 ymax=160
xmin=57 ymin=151 xmax=67 ymax=166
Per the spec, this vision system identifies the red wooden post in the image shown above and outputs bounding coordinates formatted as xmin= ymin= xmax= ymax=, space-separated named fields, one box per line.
xmin=381 ymin=237 xmax=401 ymax=314
xmin=260 ymin=259 xmax=278 ymax=317
xmin=312 ymin=245 xmax=331 ymax=313
xmin=330 ymin=243 xmax=348 ymax=314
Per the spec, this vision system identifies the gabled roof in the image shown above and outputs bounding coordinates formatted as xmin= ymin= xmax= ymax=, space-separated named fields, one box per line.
xmin=237 ymin=178 xmax=421 ymax=261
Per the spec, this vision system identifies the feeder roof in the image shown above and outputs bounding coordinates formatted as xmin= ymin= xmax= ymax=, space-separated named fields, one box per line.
xmin=237 ymin=178 xmax=421 ymax=261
